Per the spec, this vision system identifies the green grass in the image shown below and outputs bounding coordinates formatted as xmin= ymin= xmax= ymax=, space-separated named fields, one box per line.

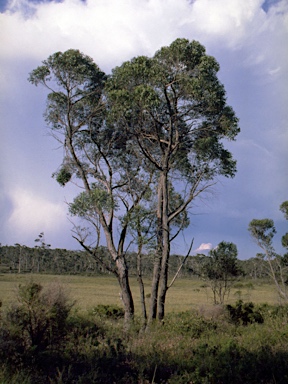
xmin=0 ymin=277 xmax=287 ymax=383
xmin=0 ymin=273 xmax=280 ymax=314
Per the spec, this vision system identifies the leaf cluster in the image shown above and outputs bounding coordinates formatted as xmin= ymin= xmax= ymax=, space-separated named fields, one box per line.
xmin=69 ymin=186 xmax=116 ymax=217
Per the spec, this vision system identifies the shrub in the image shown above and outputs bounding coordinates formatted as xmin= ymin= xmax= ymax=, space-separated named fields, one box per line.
xmin=226 ymin=300 xmax=264 ymax=325
xmin=0 ymin=282 xmax=74 ymax=367
xmin=91 ymin=304 xmax=125 ymax=320
xmin=164 ymin=310 xmax=218 ymax=338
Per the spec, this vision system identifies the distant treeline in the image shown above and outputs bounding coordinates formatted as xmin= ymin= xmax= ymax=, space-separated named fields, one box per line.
xmin=0 ymin=244 xmax=270 ymax=279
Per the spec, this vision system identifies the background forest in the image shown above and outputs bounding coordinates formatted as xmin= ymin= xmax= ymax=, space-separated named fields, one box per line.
xmin=0 ymin=242 xmax=278 ymax=280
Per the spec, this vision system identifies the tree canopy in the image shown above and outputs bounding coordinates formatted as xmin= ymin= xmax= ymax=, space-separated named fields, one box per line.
xmin=29 ymin=39 xmax=240 ymax=326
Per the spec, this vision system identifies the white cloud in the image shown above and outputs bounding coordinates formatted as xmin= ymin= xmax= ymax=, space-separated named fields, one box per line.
xmin=190 ymin=0 xmax=263 ymax=39
xmin=1 ymin=0 xmax=286 ymax=72
xmin=0 ymin=0 xmax=287 ymax=256
xmin=7 ymin=187 xmax=68 ymax=242
xmin=194 ymin=243 xmax=212 ymax=253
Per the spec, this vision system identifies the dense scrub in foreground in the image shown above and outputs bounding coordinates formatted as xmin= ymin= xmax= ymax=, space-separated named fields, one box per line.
xmin=1 ymin=283 xmax=288 ymax=383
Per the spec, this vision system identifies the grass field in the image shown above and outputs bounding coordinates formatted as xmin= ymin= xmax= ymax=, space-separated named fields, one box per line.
xmin=0 ymin=273 xmax=280 ymax=314
xmin=1 ymin=273 xmax=288 ymax=384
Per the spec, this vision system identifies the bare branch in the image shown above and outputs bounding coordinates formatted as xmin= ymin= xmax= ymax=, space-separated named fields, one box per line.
xmin=167 ymin=238 xmax=194 ymax=290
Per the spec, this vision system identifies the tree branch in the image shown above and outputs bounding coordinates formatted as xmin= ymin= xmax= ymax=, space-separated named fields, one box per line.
xmin=167 ymin=238 xmax=194 ymax=290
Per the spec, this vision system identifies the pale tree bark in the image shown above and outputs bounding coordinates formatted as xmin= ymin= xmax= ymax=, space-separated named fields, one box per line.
xmin=148 ymin=181 xmax=163 ymax=323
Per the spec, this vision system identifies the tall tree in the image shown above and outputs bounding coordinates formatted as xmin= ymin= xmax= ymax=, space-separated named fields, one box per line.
xmin=29 ymin=49 xmax=154 ymax=326
xmin=30 ymin=41 xmax=239 ymax=324
xmin=107 ymin=38 xmax=240 ymax=321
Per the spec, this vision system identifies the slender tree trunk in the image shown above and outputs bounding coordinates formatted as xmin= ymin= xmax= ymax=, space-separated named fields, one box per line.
xmin=136 ymin=227 xmax=147 ymax=325
xmin=157 ymin=171 xmax=170 ymax=321
xmin=157 ymin=254 xmax=169 ymax=320
xmin=116 ymin=257 xmax=134 ymax=326
xmin=137 ymin=269 xmax=147 ymax=326
xmin=266 ymin=252 xmax=288 ymax=301
xmin=149 ymin=254 xmax=161 ymax=322
xmin=148 ymin=180 xmax=164 ymax=323
xmin=137 ymin=274 xmax=147 ymax=324
xmin=18 ymin=246 xmax=21 ymax=274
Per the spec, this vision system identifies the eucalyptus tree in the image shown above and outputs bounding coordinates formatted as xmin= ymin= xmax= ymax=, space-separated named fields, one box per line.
xmin=202 ymin=241 xmax=240 ymax=304
xmin=14 ymin=243 xmax=27 ymax=273
xmin=33 ymin=232 xmax=51 ymax=273
xmin=248 ymin=201 xmax=288 ymax=301
xmin=107 ymin=38 xmax=240 ymax=321
xmin=29 ymin=49 xmax=154 ymax=325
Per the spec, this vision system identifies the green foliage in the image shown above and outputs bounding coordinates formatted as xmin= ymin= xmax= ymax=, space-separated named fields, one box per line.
xmin=28 ymin=49 xmax=106 ymax=100
xmin=0 ymin=283 xmax=130 ymax=383
xmin=205 ymin=241 xmax=239 ymax=280
xmin=107 ymin=38 xmax=239 ymax=182
xmin=282 ymin=233 xmax=288 ymax=249
xmin=226 ymin=300 xmax=264 ymax=325
xmin=248 ymin=218 xmax=276 ymax=251
xmin=202 ymin=241 xmax=241 ymax=304
xmin=30 ymin=39 xmax=240 ymax=324
xmin=248 ymin=202 xmax=288 ymax=302
xmin=91 ymin=304 xmax=125 ymax=320
xmin=3 ymin=282 xmax=73 ymax=354
xmin=69 ymin=186 xmax=116 ymax=217
xmin=280 ymin=201 xmax=288 ymax=254
xmin=164 ymin=310 xmax=218 ymax=337
xmin=280 ymin=201 xmax=288 ymax=220
xmin=1 ymin=288 xmax=288 ymax=383
xmin=53 ymin=167 xmax=72 ymax=187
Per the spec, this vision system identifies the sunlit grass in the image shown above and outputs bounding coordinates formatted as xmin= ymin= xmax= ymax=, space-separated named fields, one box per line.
xmin=0 ymin=273 xmax=280 ymax=314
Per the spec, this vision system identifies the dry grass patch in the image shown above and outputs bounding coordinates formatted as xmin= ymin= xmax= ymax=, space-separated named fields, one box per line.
xmin=0 ymin=274 xmax=282 ymax=315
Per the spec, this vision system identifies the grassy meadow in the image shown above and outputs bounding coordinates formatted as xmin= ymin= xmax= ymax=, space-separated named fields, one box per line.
xmin=1 ymin=273 xmax=288 ymax=383
xmin=0 ymin=273 xmax=280 ymax=313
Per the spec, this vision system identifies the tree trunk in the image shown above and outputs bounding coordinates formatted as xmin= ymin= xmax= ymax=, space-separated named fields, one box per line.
xmin=136 ymin=236 xmax=147 ymax=325
xmin=18 ymin=246 xmax=21 ymax=274
xmin=148 ymin=180 xmax=164 ymax=323
xmin=116 ymin=257 xmax=134 ymax=326
xmin=157 ymin=255 xmax=169 ymax=321
xmin=157 ymin=170 xmax=170 ymax=321
xmin=149 ymin=255 xmax=161 ymax=322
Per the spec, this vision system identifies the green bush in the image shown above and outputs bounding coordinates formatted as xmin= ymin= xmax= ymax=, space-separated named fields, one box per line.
xmin=226 ymin=300 xmax=264 ymax=325
xmin=91 ymin=304 xmax=125 ymax=320
xmin=0 ymin=282 xmax=74 ymax=372
xmin=164 ymin=310 xmax=218 ymax=337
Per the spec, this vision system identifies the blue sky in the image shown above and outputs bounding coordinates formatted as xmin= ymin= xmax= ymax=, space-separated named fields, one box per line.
xmin=0 ymin=0 xmax=287 ymax=258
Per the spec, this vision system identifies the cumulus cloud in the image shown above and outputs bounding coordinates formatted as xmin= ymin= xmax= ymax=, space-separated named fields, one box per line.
xmin=6 ymin=187 xmax=68 ymax=245
xmin=194 ymin=243 xmax=213 ymax=253
xmin=190 ymin=0 xmax=264 ymax=40
xmin=1 ymin=0 xmax=286 ymax=71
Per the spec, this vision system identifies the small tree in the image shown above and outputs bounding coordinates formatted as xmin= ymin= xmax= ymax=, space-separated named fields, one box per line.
xmin=202 ymin=241 xmax=240 ymax=304
xmin=248 ymin=201 xmax=288 ymax=302
xmin=14 ymin=243 xmax=27 ymax=274
xmin=33 ymin=232 xmax=51 ymax=273
xmin=6 ymin=282 xmax=73 ymax=354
